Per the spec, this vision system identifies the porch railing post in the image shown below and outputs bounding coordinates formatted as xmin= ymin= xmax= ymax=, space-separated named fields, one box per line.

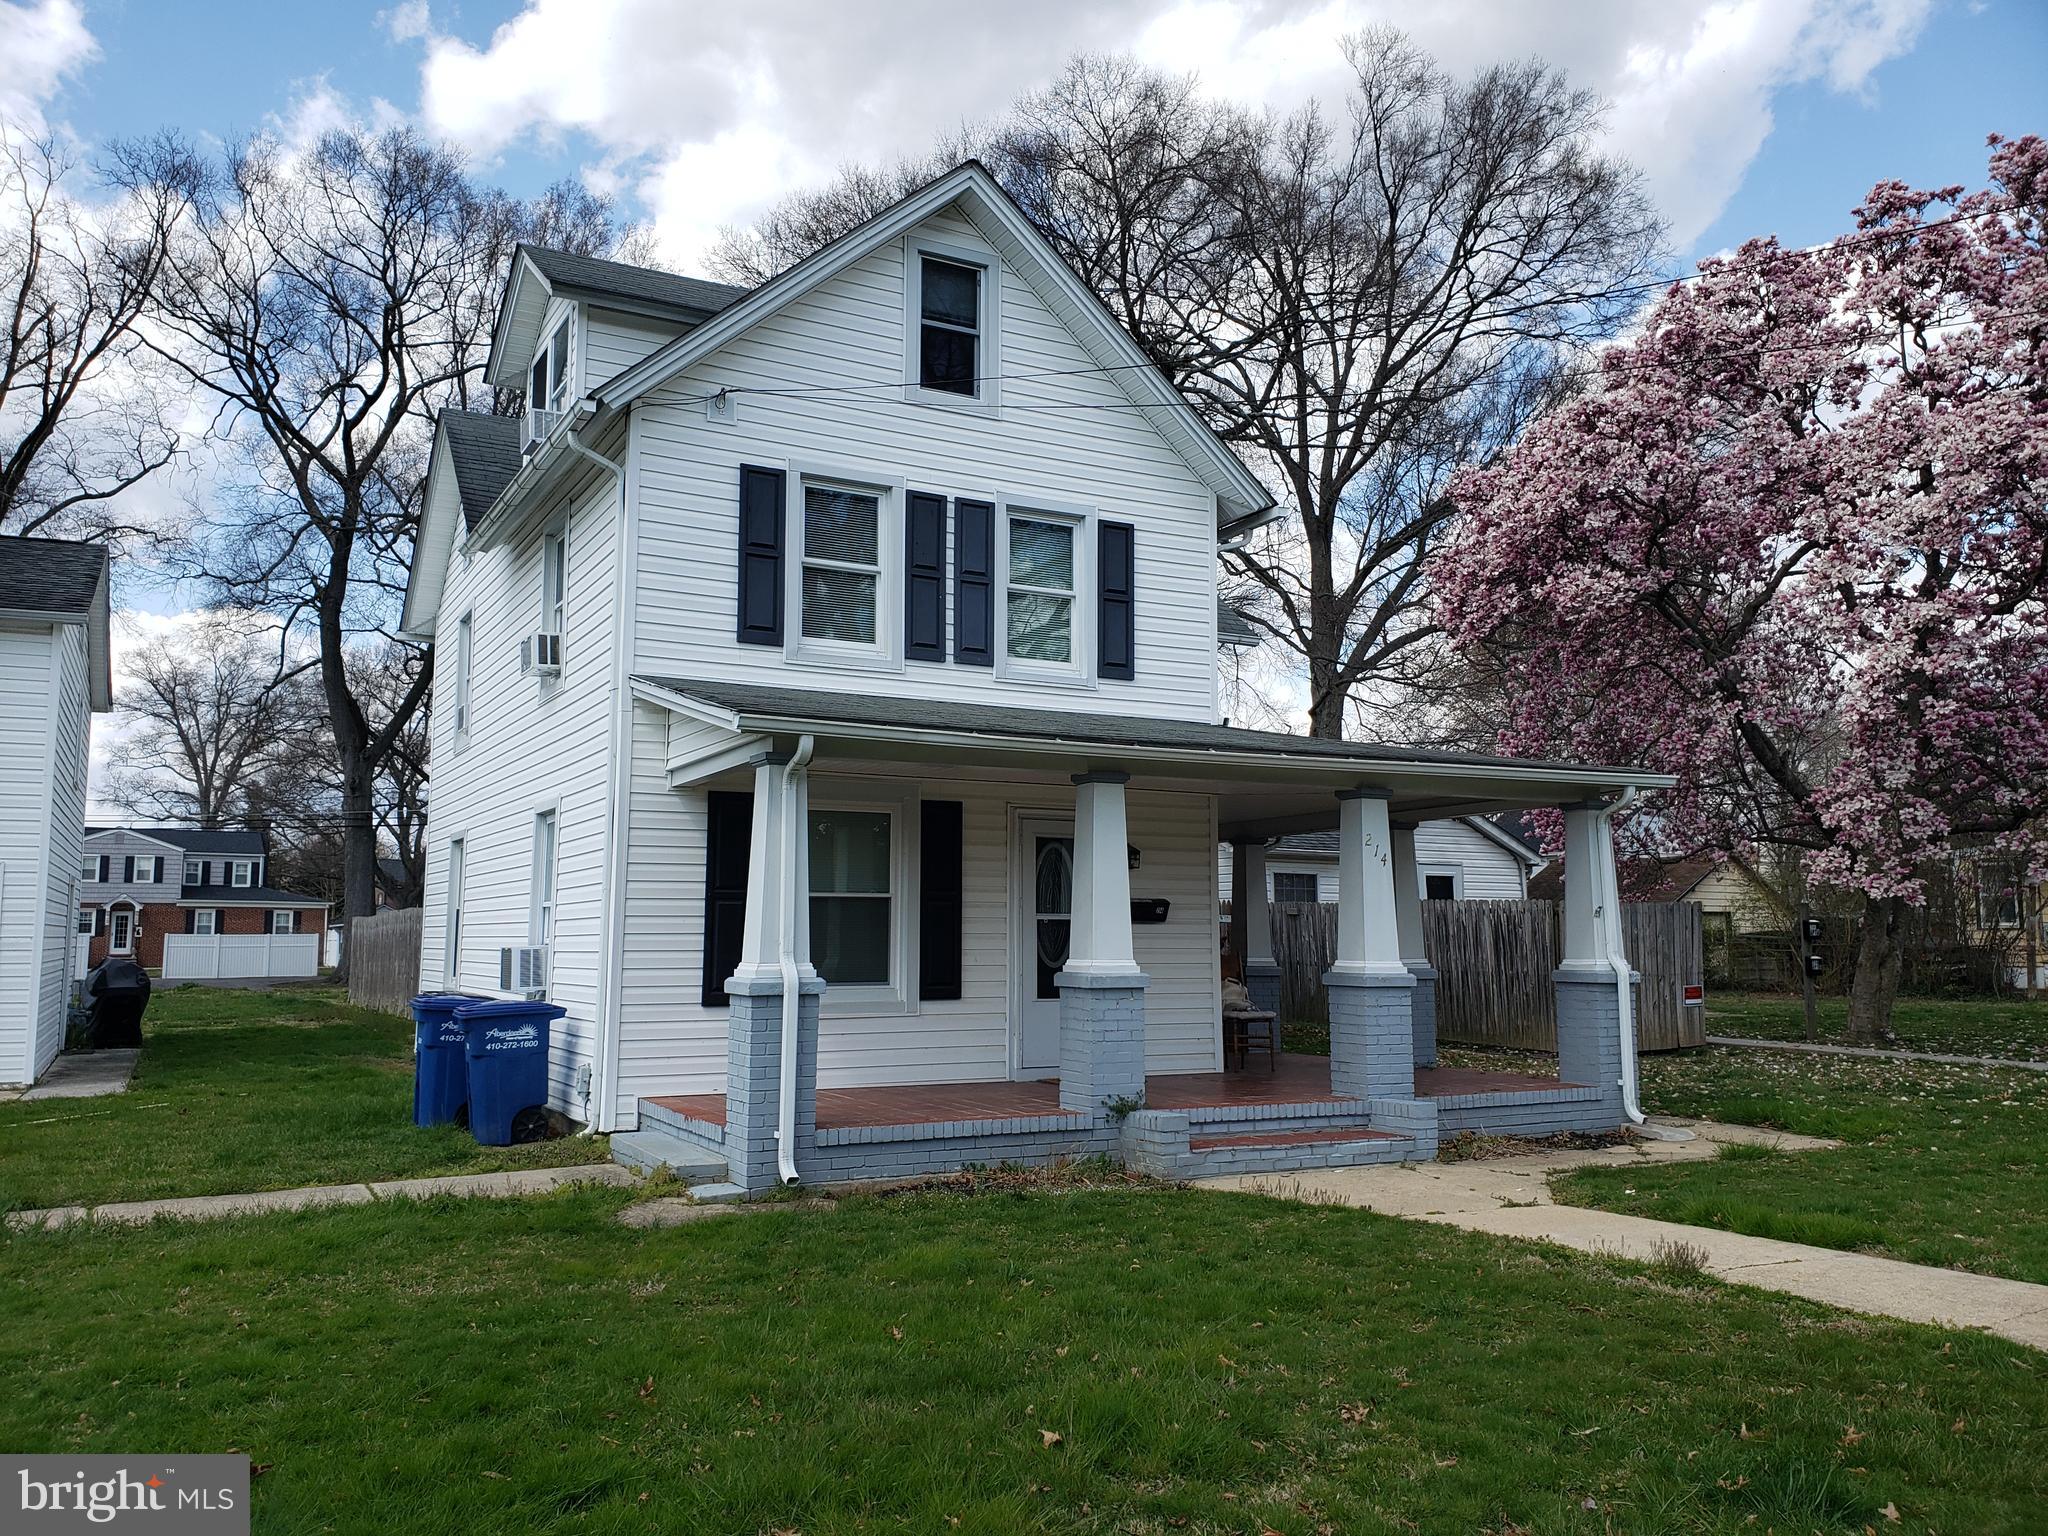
xmin=1553 ymin=801 xmax=1628 ymax=1124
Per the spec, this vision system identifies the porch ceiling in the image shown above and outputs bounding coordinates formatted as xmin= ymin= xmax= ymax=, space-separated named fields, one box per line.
xmin=633 ymin=675 xmax=1672 ymax=825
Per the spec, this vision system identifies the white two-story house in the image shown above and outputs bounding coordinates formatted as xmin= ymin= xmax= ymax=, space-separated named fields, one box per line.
xmin=400 ymin=162 xmax=1670 ymax=1193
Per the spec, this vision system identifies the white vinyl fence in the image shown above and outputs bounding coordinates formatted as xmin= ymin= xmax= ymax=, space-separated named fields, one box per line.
xmin=161 ymin=932 xmax=321 ymax=981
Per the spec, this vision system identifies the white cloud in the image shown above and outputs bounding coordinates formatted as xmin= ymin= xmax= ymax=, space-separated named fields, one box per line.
xmin=381 ymin=0 xmax=432 ymax=45
xmin=392 ymin=0 xmax=1932 ymax=271
xmin=0 ymin=0 xmax=97 ymax=133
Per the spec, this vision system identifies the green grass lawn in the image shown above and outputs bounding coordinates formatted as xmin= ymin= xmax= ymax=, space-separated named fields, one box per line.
xmin=1555 ymin=1045 xmax=2048 ymax=1283
xmin=1703 ymin=992 xmax=2048 ymax=1059
xmin=0 ymin=984 xmax=603 ymax=1212
xmin=4 ymin=1184 xmax=2043 ymax=1535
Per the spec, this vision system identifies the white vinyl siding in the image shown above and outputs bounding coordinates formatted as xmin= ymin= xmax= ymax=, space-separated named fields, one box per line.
xmin=615 ymin=755 xmax=1220 ymax=1123
xmin=1217 ymin=818 xmax=1534 ymax=904
xmin=630 ymin=206 xmax=1222 ymax=720
xmin=414 ymin=426 xmax=624 ymax=1118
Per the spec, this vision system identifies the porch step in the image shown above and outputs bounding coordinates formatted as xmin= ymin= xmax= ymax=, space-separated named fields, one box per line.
xmin=609 ymin=1128 xmax=728 ymax=1184
xmin=1189 ymin=1127 xmax=1402 ymax=1152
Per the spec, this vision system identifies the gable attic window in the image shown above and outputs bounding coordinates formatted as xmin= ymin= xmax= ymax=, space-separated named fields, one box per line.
xmin=918 ymin=256 xmax=981 ymax=395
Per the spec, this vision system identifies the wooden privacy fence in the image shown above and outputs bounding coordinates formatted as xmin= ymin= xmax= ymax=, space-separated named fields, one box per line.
xmin=347 ymin=907 xmax=423 ymax=1018
xmin=1268 ymin=899 xmax=1705 ymax=1052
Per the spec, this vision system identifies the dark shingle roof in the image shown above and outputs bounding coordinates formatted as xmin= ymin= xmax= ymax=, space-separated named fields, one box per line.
xmin=1528 ymin=855 xmax=1720 ymax=904
xmin=1217 ymin=601 xmax=1257 ymax=646
xmin=441 ymin=411 xmax=523 ymax=530
xmin=87 ymin=826 xmax=264 ymax=854
xmin=178 ymin=884 xmax=327 ymax=906
xmin=0 ymin=535 xmax=107 ymax=615
xmin=522 ymin=245 xmax=749 ymax=319
xmin=638 ymin=676 xmax=1653 ymax=778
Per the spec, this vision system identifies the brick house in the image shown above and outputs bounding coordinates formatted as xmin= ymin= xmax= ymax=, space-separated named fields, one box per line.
xmin=79 ymin=826 xmax=329 ymax=971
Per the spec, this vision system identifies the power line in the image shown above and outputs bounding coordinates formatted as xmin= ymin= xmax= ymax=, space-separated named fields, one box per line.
xmin=660 ymin=200 xmax=2025 ymax=413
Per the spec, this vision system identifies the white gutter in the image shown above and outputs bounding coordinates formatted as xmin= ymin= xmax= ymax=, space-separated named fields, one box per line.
xmin=775 ymin=734 xmax=815 ymax=1186
xmin=566 ymin=425 xmax=627 ymax=1135
xmin=1594 ymin=787 xmax=1646 ymax=1127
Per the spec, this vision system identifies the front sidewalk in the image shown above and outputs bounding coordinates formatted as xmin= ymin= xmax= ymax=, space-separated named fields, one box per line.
xmin=1198 ymin=1118 xmax=2048 ymax=1351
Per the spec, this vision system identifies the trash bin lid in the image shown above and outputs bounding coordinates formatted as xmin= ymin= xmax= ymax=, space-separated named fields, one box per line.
xmin=453 ymin=999 xmax=568 ymax=1022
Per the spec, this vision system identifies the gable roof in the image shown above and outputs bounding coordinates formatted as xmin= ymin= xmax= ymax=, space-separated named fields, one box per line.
xmin=0 ymin=534 xmax=112 ymax=708
xmin=0 ymin=535 xmax=106 ymax=614
xmin=87 ymin=825 xmax=265 ymax=854
xmin=522 ymin=246 xmax=748 ymax=318
xmin=596 ymin=162 xmax=1275 ymax=530
xmin=1217 ymin=601 xmax=1257 ymax=648
xmin=441 ymin=411 xmax=522 ymax=532
xmin=1528 ymin=854 xmax=1724 ymax=904
xmin=1261 ymin=816 xmax=1544 ymax=872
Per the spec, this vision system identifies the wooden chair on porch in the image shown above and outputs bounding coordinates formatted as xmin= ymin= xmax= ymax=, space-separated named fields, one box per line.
xmin=1220 ymin=978 xmax=1279 ymax=1072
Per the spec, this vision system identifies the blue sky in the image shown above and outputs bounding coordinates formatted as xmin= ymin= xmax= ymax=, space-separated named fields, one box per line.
xmin=9 ymin=0 xmax=2042 ymax=277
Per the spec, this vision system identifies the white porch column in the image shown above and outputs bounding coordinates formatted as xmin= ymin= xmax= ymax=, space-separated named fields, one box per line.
xmin=1057 ymin=770 xmax=1147 ymax=1117
xmin=1230 ymin=838 xmax=1282 ymax=1018
xmin=1390 ymin=820 xmax=1439 ymax=1068
xmin=1064 ymin=771 xmax=1140 ymax=977
xmin=1332 ymin=788 xmax=1407 ymax=978
xmin=1553 ymin=799 xmax=1628 ymax=1124
xmin=1325 ymin=786 xmax=1416 ymax=1103
xmin=1557 ymin=802 xmax=1609 ymax=977
xmin=723 ymin=751 xmax=822 ymax=1192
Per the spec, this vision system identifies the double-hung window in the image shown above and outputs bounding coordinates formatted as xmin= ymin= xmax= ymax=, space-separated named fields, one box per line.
xmin=541 ymin=527 xmax=567 ymax=637
xmin=1004 ymin=513 xmax=1078 ymax=670
xmin=527 ymin=323 xmax=571 ymax=444
xmin=81 ymin=855 xmax=96 ymax=882
xmin=231 ymin=860 xmax=253 ymax=889
xmin=446 ymin=838 xmax=465 ymax=984
xmin=271 ymin=909 xmax=295 ymax=935
xmin=192 ymin=909 xmax=217 ymax=937
xmin=799 ymin=481 xmax=883 ymax=649
xmin=531 ymin=811 xmax=558 ymax=947
xmin=917 ymin=256 xmax=981 ymax=396
xmin=452 ymin=611 xmax=473 ymax=740
xmin=184 ymin=859 xmax=201 ymax=886
xmin=808 ymin=810 xmax=892 ymax=986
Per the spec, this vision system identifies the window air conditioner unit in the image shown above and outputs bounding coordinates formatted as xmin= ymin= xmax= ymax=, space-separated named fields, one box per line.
xmin=499 ymin=945 xmax=548 ymax=999
xmin=519 ymin=631 xmax=562 ymax=677
xmin=524 ymin=406 xmax=561 ymax=451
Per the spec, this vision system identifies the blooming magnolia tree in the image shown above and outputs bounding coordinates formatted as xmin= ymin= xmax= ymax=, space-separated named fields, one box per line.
xmin=1437 ymin=136 xmax=2048 ymax=1040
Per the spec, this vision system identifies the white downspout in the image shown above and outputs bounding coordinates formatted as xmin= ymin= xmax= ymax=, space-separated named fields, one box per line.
xmin=775 ymin=734 xmax=815 ymax=1186
xmin=1594 ymin=787 xmax=1645 ymax=1126
xmin=566 ymin=424 xmax=625 ymax=1136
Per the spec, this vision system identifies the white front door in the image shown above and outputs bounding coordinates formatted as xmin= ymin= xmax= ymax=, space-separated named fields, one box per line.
xmin=109 ymin=908 xmax=133 ymax=955
xmin=1014 ymin=816 xmax=1074 ymax=1076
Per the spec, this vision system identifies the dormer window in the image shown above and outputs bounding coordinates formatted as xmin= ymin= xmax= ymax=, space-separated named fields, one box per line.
xmin=526 ymin=322 xmax=571 ymax=448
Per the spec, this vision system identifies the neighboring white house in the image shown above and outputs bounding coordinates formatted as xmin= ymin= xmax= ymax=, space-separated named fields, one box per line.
xmin=400 ymin=162 xmax=1669 ymax=1191
xmin=1219 ymin=817 xmax=1541 ymax=907
xmin=0 ymin=536 xmax=109 ymax=1087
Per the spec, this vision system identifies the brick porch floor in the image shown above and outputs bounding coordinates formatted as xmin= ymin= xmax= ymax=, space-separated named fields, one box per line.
xmin=647 ymin=1053 xmax=1577 ymax=1132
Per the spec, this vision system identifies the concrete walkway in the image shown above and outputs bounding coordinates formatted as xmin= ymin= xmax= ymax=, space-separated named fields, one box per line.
xmin=1199 ymin=1118 xmax=2048 ymax=1351
xmin=1705 ymin=1034 xmax=2048 ymax=1073
xmin=17 ymin=1049 xmax=140 ymax=1101
xmin=6 ymin=1162 xmax=637 ymax=1232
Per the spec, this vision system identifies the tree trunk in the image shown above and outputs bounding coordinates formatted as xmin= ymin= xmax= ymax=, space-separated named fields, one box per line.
xmin=1845 ymin=894 xmax=1905 ymax=1045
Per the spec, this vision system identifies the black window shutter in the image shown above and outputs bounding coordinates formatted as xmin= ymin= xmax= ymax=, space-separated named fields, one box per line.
xmin=98 ymin=855 xmax=109 ymax=882
xmin=904 ymin=491 xmax=947 ymax=660
xmin=122 ymin=856 xmax=134 ymax=882
xmin=1098 ymin=520 xmax=1136 ymax=681
xmin=953 ymin=498 xmax=994 ymax=666
xmin=702 ymin=791 xmax=754 ymax=1006
xmin=184 ymin=909 xmax=195 ymax=934
xmin=918 ymin=800 xmax=964 ymax=1001
xmin=216 ymin=909 xmax=226 ymax=933
xmin=736 ymin=465 xmax=787 ymax=646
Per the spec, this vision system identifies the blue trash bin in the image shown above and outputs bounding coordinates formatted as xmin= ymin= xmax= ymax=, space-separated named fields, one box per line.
xmin=411 ymin=993 xmax=480 ymax=1128
xmin=457 ymin=999 xmax=565 ymax=1145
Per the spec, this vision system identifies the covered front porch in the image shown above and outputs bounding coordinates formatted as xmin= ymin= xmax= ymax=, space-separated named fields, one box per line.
xmin=610 ymin=677 xmax=1668 ymax=1192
